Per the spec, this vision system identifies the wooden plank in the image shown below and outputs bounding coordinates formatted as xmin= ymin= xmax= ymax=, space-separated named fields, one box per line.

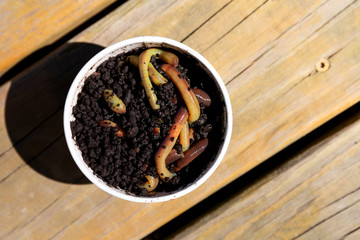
xmin=0 ymin=0 xmax=117 ymax=77
xmin=223 ymin=0 xmax=360 ymax=180
xmin=168 ymin=106 xmax=360 ymax=240
xmin=0 ymin=0 xmax=231 ymax=156
xmin=74 ymin=0 xmax=232 ymax=45
xmin=0 ymin=136 xmax=89 ymax=238
xmin=202 ymin=0 xmax=357 ymax=83
xmin=0 ymin=110 xmax=64 ymax=182
xmin=182 ymin=0 xmax=267 ymax=52
xmin=1 ymin=0 xmax=360 ymax=239
xmin=0 ymin=0 xmax=231 ymax=239
xmin=58 ymin=1 xmax=360 ymax=237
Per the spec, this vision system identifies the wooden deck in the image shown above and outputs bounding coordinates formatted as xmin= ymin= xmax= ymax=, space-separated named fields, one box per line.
xmin=1 ymin=0 xmax=360 ymax=239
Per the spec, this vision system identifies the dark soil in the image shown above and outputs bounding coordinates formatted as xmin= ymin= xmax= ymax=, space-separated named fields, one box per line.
xmin=71 ymin=47 xmax=226 ymax=196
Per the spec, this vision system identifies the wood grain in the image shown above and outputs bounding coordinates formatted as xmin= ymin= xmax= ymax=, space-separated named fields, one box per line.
xmin=1 ymin=0 xmax=360 ymax=239
xmin=169 ymin=106 xmax=360 ymax=240
xmin=0 ymin=0 xmax=117 ymax=77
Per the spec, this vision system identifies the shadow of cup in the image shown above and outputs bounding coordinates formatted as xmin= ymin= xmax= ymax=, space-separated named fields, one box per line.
xmin=4 ymin=42 xmax=105 ymax=184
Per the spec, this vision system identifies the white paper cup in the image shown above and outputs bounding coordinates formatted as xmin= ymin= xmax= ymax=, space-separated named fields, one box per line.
xmin=64 ymin=36 xmax=232 ymax=203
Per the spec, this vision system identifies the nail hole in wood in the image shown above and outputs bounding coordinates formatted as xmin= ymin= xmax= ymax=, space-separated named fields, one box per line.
xmin=315 ymin=58 xmax=330 ymax=72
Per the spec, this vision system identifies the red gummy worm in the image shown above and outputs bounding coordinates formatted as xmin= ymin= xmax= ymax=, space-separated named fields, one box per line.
xmin=165 ymin=149 xmax=184 ymax=165
xmin=174 ymin=138 xmax=208 ymax=171
xmin=155 ymin=107 xmax=189 ymax=181
xmin=192 ymin=88 xmax=211 ymax=107
xmin=161 ymin=64 xmax=200 ymax=123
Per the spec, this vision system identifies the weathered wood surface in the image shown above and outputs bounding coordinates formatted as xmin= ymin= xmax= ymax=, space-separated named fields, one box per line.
xmin=0 ymin=0 xmax=117 ymax=77
xmin=169 ymin=105 xmax=360 ymax=240
xmin=1 ymin=0 xmax=360 ymax=239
